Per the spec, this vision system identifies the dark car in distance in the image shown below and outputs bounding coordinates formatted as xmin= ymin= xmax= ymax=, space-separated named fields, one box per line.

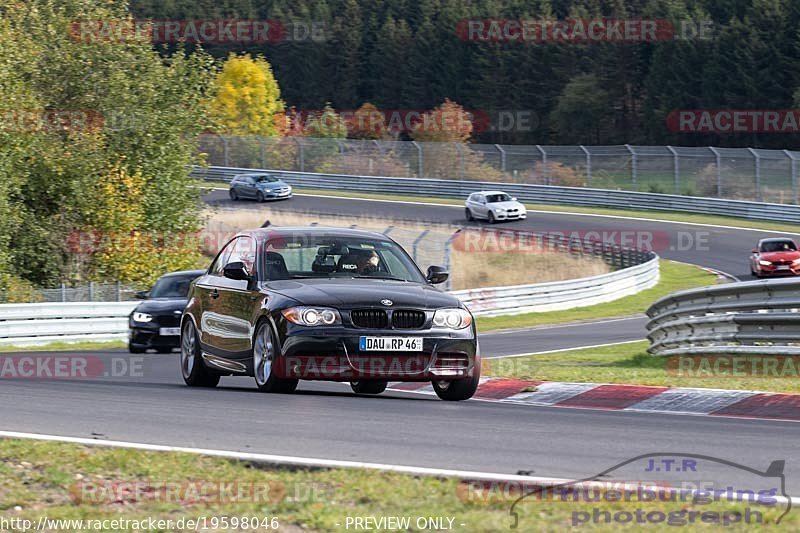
xmin=180 ymin=227 xmax=480 ymax=401
xmin=129 ymin=270 xmax=206 ymax=353
xmin=229 ymin=173 xmax=292 ymax=202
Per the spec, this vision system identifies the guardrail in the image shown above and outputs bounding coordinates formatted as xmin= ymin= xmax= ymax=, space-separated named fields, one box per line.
xmin=194 ymin=166 xmax=800 ymax=224
xmin=0 ymin=302 xmax=138 ymax=346
xmin=646 ymin=278 xmax=800 ymax=356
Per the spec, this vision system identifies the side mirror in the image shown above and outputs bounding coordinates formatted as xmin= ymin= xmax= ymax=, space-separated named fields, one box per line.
xmin=223 ymin=261 xmax=251 ymax=281
xmin=135 ymin=290 xmax=149 ymax=300
xmin=752 ymin=249 xmax=758 ymax=254
xmin=426 ymin=265 xmax=449 ymax=285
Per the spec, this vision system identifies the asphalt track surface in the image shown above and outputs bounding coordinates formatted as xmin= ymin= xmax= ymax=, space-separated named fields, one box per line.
xmin=3 ymin=351 xmax=800 ymax=496
xmin=3 ymin=192 xmax=799 ymax=498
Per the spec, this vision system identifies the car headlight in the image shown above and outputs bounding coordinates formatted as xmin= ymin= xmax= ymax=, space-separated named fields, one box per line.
xmin=132 ymin=312 xmax=153 ymax=323
xmin=793 ymin=258 xmax=800 ymax=265
xmin=282 ymin=307 xmax=341 ymax=326
xmin=495 ymin=208 xmax=506 ymax=213
xmin=759 ymin=260 xmax=772 ymax=266
xmin=432 ymin=308 xmax=472 ymax=330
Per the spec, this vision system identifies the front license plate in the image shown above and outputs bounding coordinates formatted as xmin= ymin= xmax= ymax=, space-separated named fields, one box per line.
xmin=359 ymin=336 xmax=423 ymax=352
xmin=776 ymin=266 xmax=790 ymax=270
xmin=159 ymin=327 xmax=180 ymax=336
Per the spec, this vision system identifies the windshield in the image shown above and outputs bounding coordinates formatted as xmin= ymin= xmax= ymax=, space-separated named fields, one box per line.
xmin=486 ymin=193 xmax=512 ymax=203
xmin=262 ymin=237 xmax=425 ymax=283
xmin=148 ymin=274 xmax=197 ymax=299
xmin=761 ymin=240 xmax=797 ymax=252
xmin=254 ymin=175 xmax=278 ymax=183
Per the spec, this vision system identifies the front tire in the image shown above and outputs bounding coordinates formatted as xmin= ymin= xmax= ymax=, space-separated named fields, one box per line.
xmin=253 ymin=321 xmax=298 ymax=393
xmin=350 ymin=381 xmax=387 ymax=395
xmin=256 ymin=191 xmax=265 ymax=203
xmin=180 ymin=320 xmax=220 ymax=387
xmin=433 ymin=358 xmax=481 ymax=401
xmin=487 ymin=212 xmax=496 ymax=224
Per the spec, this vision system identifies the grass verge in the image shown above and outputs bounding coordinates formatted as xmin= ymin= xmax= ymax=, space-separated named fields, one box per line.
xmin=0 ymin=341 xmax=126 ymax=353
xmin=485 ymin=341 xmax=800 ymax=394
xmin=476 ymin=260 xmax=715 ymax=332
xmin=287 ymin=187 xmax=800 ymax=234
xmin=0 ymin=438 xmax=791 ymax=531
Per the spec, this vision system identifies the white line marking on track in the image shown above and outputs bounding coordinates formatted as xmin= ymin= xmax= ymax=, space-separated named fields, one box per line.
xmin=491 ymin=339 xmax=644 ymax=359
xmin=4 ymin=429 xmax=799 ymax=505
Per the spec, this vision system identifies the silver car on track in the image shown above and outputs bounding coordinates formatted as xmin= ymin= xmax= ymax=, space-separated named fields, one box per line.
xmin=465 ymin=191 xmax=527 ymax=223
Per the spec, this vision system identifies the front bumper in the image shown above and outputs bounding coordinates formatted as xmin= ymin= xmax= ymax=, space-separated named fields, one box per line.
xmin=129 ymin=324 xmax=181 ymax=348
xmin=493 ymin=211 xmax=526 ymax=221
xmin=262 ymin=189 xmax=292 ymax=199
xmin=273 ymin=327 xmax=478 ymax=381
xmin=757 ymin=265 xmax=800 ymax=276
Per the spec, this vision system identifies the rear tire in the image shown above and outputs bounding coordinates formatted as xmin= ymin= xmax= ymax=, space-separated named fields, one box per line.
xmin=465 ymin=208 xmax=474 ymax=221
xmin=350 ymin=381 xmax=388 ymax=395
xmin=433 ymin=358 xmax=481 ymax=401
xmin=229 ymin=189 xmax=239 ymax=201
xmin=253 ymin=321 xmax=298 ymax=393
xmin=180 ymin=320 xmax=220 ymax=388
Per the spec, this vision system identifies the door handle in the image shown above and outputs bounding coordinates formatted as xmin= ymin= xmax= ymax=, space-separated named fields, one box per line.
xmin=210 ymin=289 xmax=220 ymax=299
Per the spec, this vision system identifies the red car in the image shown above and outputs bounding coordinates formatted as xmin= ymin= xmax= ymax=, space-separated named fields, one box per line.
xmin=750 ymin=238 xmax=800 ymax=277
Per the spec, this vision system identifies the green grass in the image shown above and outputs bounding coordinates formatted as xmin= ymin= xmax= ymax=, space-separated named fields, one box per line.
xmin=476 ymin=260 xmax=716 ymax=333
xmin=283 ymin=187 xmax=800 ymax=234
xmin=485 ymin=341 xmax=800 ymax=394
xmin=0 ymin=340 xmax=126 ymax=353
xmin=0 ymin=438 xmax=791 ymax=531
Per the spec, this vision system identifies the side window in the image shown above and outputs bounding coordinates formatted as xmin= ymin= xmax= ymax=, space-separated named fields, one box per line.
xmin=210 ymin=238 xmax=237 ymax=276
xmin=229 ymin=236 xmax=257 ymax=274
xmin=477 ymin=195 xmax=485 ymax=204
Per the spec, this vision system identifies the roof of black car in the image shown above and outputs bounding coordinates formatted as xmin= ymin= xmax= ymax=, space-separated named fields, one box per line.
xmin=242 ymin=226 xmax=391 ymax=241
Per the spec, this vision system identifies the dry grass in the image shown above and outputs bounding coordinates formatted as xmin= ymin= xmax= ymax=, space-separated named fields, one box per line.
xmin=449 ymin=249 xmax=609 ymax=291
xmin=203 ymin=208 xmax=610 ymax=290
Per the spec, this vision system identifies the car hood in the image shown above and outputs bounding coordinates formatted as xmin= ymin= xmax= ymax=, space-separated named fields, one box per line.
xmin=257 ymin=181 xmax=287 ymax=189
xmin=759 ymin=251 xmax=800 ymax=262
xmin=133 ymin=298 xmax=188 ymax=314
xmin=262 ymin=279 xmax=462 ymax=309
xmin=488 ymin=200 xmax=524 ymax=210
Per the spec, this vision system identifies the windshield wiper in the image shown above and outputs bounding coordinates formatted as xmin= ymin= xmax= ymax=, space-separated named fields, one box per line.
xmin=352 ymin=275 xmax=409 ymax=282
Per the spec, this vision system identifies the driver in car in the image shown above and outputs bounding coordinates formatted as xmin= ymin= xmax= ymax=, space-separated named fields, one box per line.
xmin=355 ymin=250 xmax=380 ymax=274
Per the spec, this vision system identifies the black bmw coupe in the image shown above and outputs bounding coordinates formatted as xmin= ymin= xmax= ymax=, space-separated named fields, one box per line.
xmin=181 ymin=227 xmax=480 ymax=400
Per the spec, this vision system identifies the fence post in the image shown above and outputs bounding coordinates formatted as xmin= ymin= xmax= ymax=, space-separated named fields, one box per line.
xmin=412 ymin=141 xmax=423 ymax=177
xmin=444 ymin=232 xmax=458 ymax=291
xmin=536 ymin=145 xmax=548 ymax=185
xmin=625 ymin=144 xmax=637 ymax=187
xmin=261 ymin=137 xmax=267 ymax=168
xmin=709 ymin=147 xmax=722 ymax=197
xmin=666 ymin=145 xmax=679 ymax=194
xmin=580 ymin=145 xmax=591 ymax=185
xmin=747 ymin=148 xmax=762 ymax=201
xmin=294 ymin=138 xmax=305 ymax=172
xmin=88 ymin=282 xmax=94 ymax=302
xmin=412 ymin=230 xmax=430 ymax=263
xmin=61 ymin=283 xmax=67 ymax=303
xmin=382 ymin=226 xmax=394 ymax=236
xmin=456 ymin=143 xmax=465 ymax=179
xmin=222 ymin=136 xmax=230 ymax=167
xmin=373 ymin=140 xmax=382 ymax=176
xmin=783 ymin=150 xmax=798 ymax=204
xmin=495 ymin=144 xmax=506 ymax=174
xmin=115 ymin=281 xmax=121 ymax=302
